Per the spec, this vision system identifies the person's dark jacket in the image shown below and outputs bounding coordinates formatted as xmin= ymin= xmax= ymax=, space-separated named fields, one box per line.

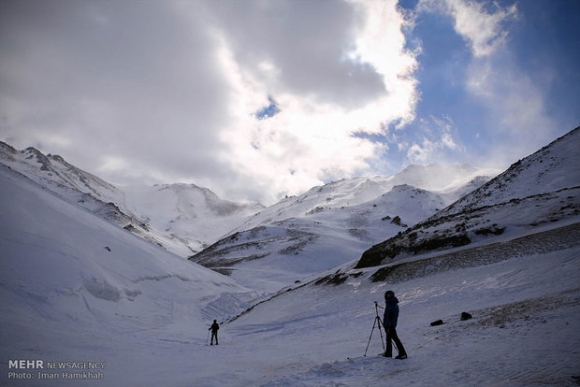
xmin=209 ymin=322 xmax=219 ymax=332
xmin=383 ymin=296 xmax=400 ymax=327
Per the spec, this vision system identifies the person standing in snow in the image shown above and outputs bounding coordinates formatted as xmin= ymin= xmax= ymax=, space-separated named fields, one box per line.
xmin=383 ymin=290 xmax=408 ymax=359
xmin=209 ymin=320 xmax=219 ymax=345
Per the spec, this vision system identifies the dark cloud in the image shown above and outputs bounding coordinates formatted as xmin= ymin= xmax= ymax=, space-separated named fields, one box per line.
xmin=205 ymin=0 xmax=387 ymax=107
xmin=0 ymin=0 xmax=394 ymax=203
xmin=0 ymin=0 xmax=231 ymax=180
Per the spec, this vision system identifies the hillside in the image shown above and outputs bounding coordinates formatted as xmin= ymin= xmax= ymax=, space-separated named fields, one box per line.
xmin=0 ymin=142 xmax=262 ymax=257
xmin=190 ymin=167 xmax=497 ymax=294
xmin=0 ymin=162 xmax=255 ymax=323
xmin=0 ymin=140 xmax=499 ymax=277
xmin=120 ymin=183 xmax=263 ymax=255
xmin=0 ymin=162 xmax=259 ymax=384
xmin=224 ymin=222 xmax=579 ymax=387
xmin=356 ymin=126 xmax=580 ymax=268
xmin=2 ymin=155 xmax=578 ymax=387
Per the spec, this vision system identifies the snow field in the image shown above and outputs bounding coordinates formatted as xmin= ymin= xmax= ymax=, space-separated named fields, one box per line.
xmin=225 ymin=246 xmax=580 ymax=387
xmin=1 ymin=127 xmax=580 ymax=386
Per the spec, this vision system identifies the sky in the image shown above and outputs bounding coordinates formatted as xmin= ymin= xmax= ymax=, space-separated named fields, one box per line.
xmin=1 ymin=0 xmax=578 ymax=205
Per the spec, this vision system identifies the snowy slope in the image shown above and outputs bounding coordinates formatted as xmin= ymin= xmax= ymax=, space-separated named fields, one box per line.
xmin=0 ymin=163 xmax=257 ymax=385
xmin=1 ymin=129 xmax=579 ymax=386
xmin=0 ymin=140 xmax=498 ymax=268
xmin=224 ymin=227 xmax=579 ymax=387
xmin=0 ymin=142 xmax=263 ymax=257
xmin=443 ymin=126 xmax=580 ymax=215
xmin=2 ymin=159 xmax=577 ymax=386
xmin=190 ymin=168 xmax=497 ymax=294
xmin=121 ymin=183 xmax=263 ymax=256
xmin=0 ymin=142 xmax=119 ymax=203
xmin=356 ymin=126 xmax=580 ymax=268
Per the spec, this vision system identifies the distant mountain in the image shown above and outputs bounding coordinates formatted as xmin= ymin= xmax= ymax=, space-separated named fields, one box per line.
xmin=0 ymin=139 xmax=498 ymax=272
xmin=0 ymin=142 xmax=139 ymax=229
xmin=0 ymin=141 xmax=263 ymax=257
xmin=355 ymin=126 xmax=580 ymax=269
xmin=190 ymin=166 xmax=498 ymax=293
xmin=0 ymin=138 xmax=504 ymax=295
xmin=121 ymin=183 xmax=263 ymax=255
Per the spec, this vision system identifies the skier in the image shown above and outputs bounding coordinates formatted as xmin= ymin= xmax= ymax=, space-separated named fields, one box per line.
xmin=383 ymin=290 xmax=408 ymax=359
xmin=208 ymin=320 xmax=219 ymax=345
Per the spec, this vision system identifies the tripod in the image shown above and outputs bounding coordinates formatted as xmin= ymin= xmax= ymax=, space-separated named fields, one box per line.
xmin=364 ymin=301 xmax=385 ymax=357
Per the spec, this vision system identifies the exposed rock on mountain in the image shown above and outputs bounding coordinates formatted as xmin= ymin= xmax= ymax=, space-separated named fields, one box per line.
xmin=355 ymin=126 xmax=580 ymax=269
xmin=190 ymin=166 xmax=497 ymax=293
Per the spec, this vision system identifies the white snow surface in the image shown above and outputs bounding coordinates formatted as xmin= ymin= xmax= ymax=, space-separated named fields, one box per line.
xmin=120 ymin=183 xmax=264 ymax=255
xmin=1 ymin=153 xmax=579 ymax=386
xmin=1 ymin=140 xmax=503 ymax=298
xmin=354 ymin=127 xmax=580 ymax=268
xmin=191 ymin=169 xmax=498 ymax=295
xmin=0 ymin=142 xmax=263 ymax=257
xmin=442 ymin=127 xmax=580 ymax=216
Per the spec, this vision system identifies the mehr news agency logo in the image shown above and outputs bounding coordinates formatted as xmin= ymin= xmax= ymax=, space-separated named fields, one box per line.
xmin=8 ymin=359 xmax=105 ymax=381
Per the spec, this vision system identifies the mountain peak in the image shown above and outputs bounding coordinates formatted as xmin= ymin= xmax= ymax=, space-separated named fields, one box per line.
xmin=0 ymin=140 xmax=17 ymax=155
xmin=443 ymin=126 xmax=580 ymax=217
xmin=355 ymin=126 xmax=580 ymax=268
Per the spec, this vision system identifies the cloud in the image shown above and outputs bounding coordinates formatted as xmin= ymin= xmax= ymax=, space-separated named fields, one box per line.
xmin=0 ymin=0 xmax=421 ymax=205
xmin=405 ymin=115 xmax=463 ymax=165
xmin=178 ymin=0 xmax=421 ymax=203
xmin=11 ymin=0 xmax=564 ymax=205
xmin=420 ymin=0 xmax=518 ymax=57
xmin=203 ymin=0 xmax=388 ymax=108
xmin=465 ymin=56 xmax=556 ymax=168
xmin=0 ymin=0 xmax=232 ymax=182
xmin=415 ymin=0 xmax=558 ymax=169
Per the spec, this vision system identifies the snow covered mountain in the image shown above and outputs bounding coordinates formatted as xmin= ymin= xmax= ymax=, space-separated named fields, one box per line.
xmin=0 ymin=139 xmax=498 ymax=294
xmin=0 ymin=142 xmax=119 ymax=201
xmin=1 ymin=127 xmax=578 ymax=387
xmin=120 ymin=183 xmax=263 ymax=256
xmin=190 ymin=166 xmax=498 ymax=294
xmin=0 ymin=141 xmax=263 ymax=257
xmin=355 ymin=126 xmax=580 ymax=268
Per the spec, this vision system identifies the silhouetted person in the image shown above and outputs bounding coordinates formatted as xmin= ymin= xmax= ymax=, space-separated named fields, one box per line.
xmin=383 ymin=290 xmax=407 ymax=359
xmin=209 ymin=320 xmax=219 ymax=345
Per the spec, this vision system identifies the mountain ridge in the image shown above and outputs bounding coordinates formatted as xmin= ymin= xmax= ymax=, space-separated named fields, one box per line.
xmin=355 ymin=126 xmax=580 ymax=268
xmin=0 ymin=139 xmax=498 ymax=270
xmin=189 ymin=166 xmax=498 ymax=293
xmin=0 ymin=141 xmax=263 ymax=256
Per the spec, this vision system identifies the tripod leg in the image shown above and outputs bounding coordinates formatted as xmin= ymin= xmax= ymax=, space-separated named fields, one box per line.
xmin=377 ymin=317 xmax=385 ymax=351
xmin=364 ymin=317 xmax=384 ymax=357
xmin=364 ymin=319 xmax=376 ymax=357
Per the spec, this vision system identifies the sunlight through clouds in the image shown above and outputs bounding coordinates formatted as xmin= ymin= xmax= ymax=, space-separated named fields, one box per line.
xmin=0 ymin=0 xmax=577 ymax=204
xmin=209 ymin=0 xmax=420 ymax=203
xmin=406 ymin=115 xmax=463 ymax=165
